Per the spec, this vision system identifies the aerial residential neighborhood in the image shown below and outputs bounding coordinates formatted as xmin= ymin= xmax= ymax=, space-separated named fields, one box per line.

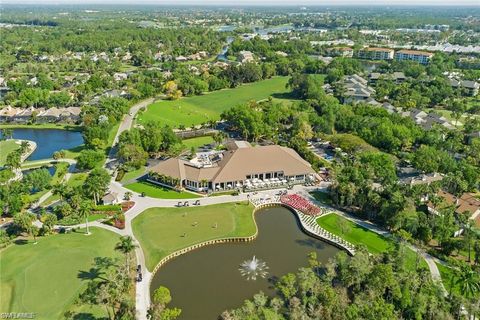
xmin=0 ymin=3 xmax=479 ymax=320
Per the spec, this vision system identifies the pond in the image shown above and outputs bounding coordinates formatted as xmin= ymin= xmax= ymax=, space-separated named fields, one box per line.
xmin=150 ymin=206 xmax=340 ymax=319
xmin=22 ymin=165 xmax=56 ymax=176
xmin=1 ymin=129 xmax=84 ymax=161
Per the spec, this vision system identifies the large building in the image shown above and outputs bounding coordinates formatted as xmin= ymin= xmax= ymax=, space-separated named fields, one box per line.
xmin=148 ymin=142 xmax=316 ymax=193
xmin=356 ymin=47 xmax=395 ymax=60
xmin=394 ymin=49 xmax=433 ymax=65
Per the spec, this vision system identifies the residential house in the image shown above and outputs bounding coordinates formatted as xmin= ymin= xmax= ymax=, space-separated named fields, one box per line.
xmin=237 ymin=51 xmax=254 ymax=63
xmin=342 ymin=75 xmax=376 ymax=103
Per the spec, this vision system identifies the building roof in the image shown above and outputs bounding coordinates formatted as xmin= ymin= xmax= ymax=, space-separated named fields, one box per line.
xmin=363 ymin=47 xmax=394 ymax=53
xmin=149 ymin=144 xmax=315 ymax=184
xmin=396 ymin=49 xmax=434 ymax=57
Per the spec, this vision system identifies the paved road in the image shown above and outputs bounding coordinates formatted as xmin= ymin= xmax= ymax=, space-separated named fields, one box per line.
xmin=105 ymin=98 xmax=154 ymax=172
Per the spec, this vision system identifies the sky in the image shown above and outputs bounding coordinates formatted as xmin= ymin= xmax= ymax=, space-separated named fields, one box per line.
xmin=3 ymin=0 xmax=479 ymax=6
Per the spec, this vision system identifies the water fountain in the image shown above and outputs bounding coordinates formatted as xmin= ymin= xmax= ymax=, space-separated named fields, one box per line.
xmin=239 ymin=256 xmax=269 ymax=281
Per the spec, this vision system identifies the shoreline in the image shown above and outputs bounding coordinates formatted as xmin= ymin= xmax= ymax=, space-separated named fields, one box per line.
xmin=0 ymin=123 xmax=82 ymax=132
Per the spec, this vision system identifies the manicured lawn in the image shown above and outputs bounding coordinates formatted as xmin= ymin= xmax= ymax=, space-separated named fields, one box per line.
xmin=0 ymin=227 xmax=121 ymax=320
xmin=0 ymin=123 xmax=81 ymax=131
xmin=120 ymin=167 xmax=147 ymax=183
xmin=137 ymin=76 xmax=290 ymax=127
xmin=182 ymin=135 xmax=215 ymax=151
xmin=317 ymin=214 xmax=391 ymax=254
xmin=132 ymin=202 xmax=256 ymax=270
xmin=125 ymin=181 xmax=201 ymax=199
xmin=0 ymin=140 xmax=20 ymax=166
xmin=67 ymin=172 xmax=88 ymax=188
xmin=316 ymin=214 xmax=428 ymax=270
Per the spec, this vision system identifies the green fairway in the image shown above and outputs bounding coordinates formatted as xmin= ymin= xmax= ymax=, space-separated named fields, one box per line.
xmin=182 ymin=135 xmax=215 ymax=150
xmin=0 ymin=227 xmax=121 ymax=320
xmin=137 ymin=76 xmax=291 ymax=127
xmin=132 ymin=202 xmax=256 ymax=270
xmin=0 ymin=140 xmax=21 ymax=166
xmin=317 ymin=213 xmax=427 ymax=270
xmin=317 ymin=213 xmax=391 ymax=254
xmin=125 ymin=181 xmax=201 ymax=199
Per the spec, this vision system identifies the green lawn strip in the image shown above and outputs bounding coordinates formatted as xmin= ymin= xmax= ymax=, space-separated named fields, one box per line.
xmin=137 ymin=76 xmax=290 ymax=127
xmin=316 ymin=214 xmax=428 ymax=270
xmin=132 ymin=202 xmax=256 ymax=271
xmin=0 ymin=140 xmax=21 ymax=166
xmin=0 ymin=227 xmax=121 ymax=320
xmin=67 ymin=172 xmax=88 ymax=188
xmin=120 ymin=167 xmax=147 ymax=183
xmin=436 ymin=262 xmax=461 ymax=295
xmin=182 ymin=135 xmax=215 ymax=151
xmin=317 ymin=214 xmax=390 ymax=254
xmin=125 ymin=181 xmax=201 ymax=199
xmin=0 ymin=123 xmax=82 ymax=131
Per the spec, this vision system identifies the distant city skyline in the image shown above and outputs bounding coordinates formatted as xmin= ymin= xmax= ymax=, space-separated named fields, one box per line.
xmin=2 ymin=0 xmax=479 ymax=6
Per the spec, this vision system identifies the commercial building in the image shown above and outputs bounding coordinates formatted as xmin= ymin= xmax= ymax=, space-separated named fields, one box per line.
xmin=394 ymin=49 xmax=434 ymax=65
xmin=148 ymin=142 xmax=317 ymax=193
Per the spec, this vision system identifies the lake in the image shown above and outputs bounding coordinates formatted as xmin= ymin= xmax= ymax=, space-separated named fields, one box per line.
xmin=150 ymin=206 xmax=340 ymax=319
xmin=1 ymin=128 xmax=84 ymax=161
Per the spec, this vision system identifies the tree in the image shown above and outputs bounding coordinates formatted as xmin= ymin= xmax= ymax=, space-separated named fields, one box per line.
xmin=5 ymin=151 xmax=21 ymax=169
xmin=148 ymin=286 xmax=181 ymax=320
xmin=76 ymin=149 xmax=105 ymax=170
xmin=79 ymin=200 xmax=93 ymax=235
xmin=115 ymin=236 xmax=137 ymax=272
xmin=23 ymin=168 xmax=52 ymax=192
xmin=13 ymin=212 xmax=38 ymax=244
xmin=455 ymin=264 xmax=480 ymax=300
xmin=83 ymin=168 xmax=111 ymax=204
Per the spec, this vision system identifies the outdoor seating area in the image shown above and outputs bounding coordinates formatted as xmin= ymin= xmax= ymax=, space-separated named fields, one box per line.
xmin=243 ymin=177 xmax=290 ymax=190
xmin=280 ymin=194 xmax=322 ymax=216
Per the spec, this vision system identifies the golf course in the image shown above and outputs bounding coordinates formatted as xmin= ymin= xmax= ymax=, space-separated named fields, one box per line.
xmin=0 ymin=228 xmax=121 ymax=319
xmin=136 ymin=76 xmax=291 ymax=127
xmin=132 ymin=202 xmax=256 ymax=270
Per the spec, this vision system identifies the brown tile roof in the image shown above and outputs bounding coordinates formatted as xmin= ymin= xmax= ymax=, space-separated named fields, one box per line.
xmin=149 ymin=145 xmax=315 ymax=184
xmin=396 ymin=49 xmax=434 ymax=57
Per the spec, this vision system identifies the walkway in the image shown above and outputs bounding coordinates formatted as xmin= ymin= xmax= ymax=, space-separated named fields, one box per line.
xmin=298 ymin=189 xmax=446 ymax=292
xmin=105 ymin=98 xmax=154 ymax=172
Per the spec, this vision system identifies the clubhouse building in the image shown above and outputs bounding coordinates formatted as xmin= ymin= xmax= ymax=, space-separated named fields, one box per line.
xmin=148 ymin=141 xmax=317 ymax=193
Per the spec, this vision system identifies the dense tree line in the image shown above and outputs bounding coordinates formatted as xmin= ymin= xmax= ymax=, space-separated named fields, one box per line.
xmin=223 ymin=247 xmax=471 ymax=320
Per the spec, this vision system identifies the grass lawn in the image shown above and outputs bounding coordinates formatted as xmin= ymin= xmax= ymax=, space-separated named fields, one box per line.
xmin=132 ymin=202 xmax=256 ymax=270
xmin=0 ymin=123 xmax=81 ymax=131
xmin=120 ymin=167 xmax=147 ymax=183
xmin=0 ymin=140 xmax=20 ymax=166
xmin=317 ymin=214 xmax=427 ymax=270
xmin=125 ymin=181 xmax=201 ymax=199
xmin=317 ymin=214 xmax=390 ymax=254
xmin=436 ymin=262 xmax=461 ymax=295
xmin=182 ymin=135 xmax=215 ymax=151
xmin=67 ymin=172 xmax=88 ymax=188
xmin=0 ymin=227 xmax=121 ymax=320
xmin=137 ymin=76 xmax=290 ymax=127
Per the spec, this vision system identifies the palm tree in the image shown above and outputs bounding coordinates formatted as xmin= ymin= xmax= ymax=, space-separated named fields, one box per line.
xmin=13 ymin=212 xmax=37 ymax=244
xmin=79 ymin=200 xmax=93 ymax=235
xmin=52 ymin=184 xmax=68 ymax=201
xmin=115 ymin=236 xmax=137 ymax=271
xmin=455 ymin=264 xmax=480 ymax=300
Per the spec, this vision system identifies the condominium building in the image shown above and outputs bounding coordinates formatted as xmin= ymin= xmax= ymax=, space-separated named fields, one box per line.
xmin=394 ymin=49 xmax=433 ymax=65
xmin=356 ymin=47 xmax=395 ymax=60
